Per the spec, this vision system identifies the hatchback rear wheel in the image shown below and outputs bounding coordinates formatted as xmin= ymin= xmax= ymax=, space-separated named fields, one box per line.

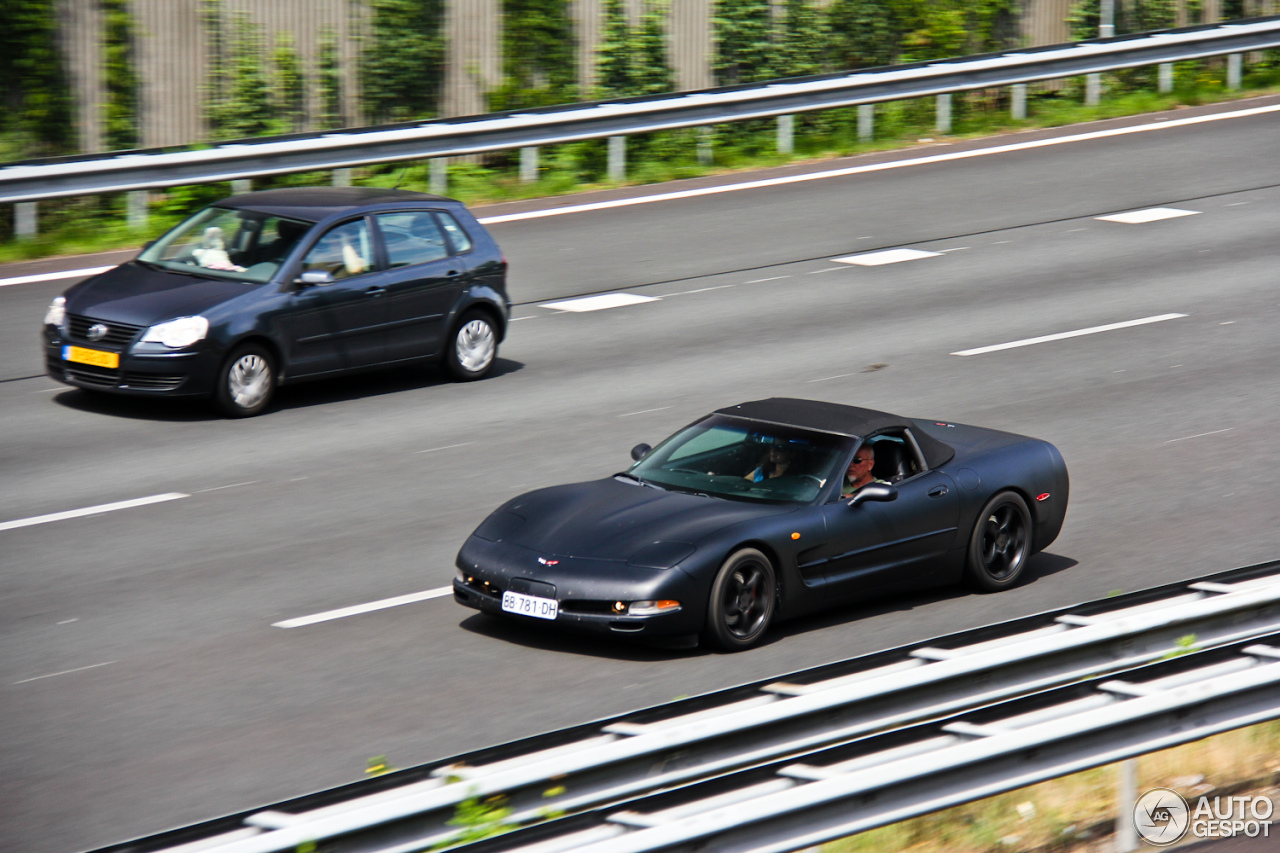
xmin=446 ymin=310 xmax=497 ymax=381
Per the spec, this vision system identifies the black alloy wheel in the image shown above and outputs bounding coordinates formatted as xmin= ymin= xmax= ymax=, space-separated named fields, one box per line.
xmin=704 ymin=548 xmax=776 ymax=651
xmin=214 ymin=342 xmax=277 ymax=418
xmin=964 ymin=491 xmax=1033 ymax=592
xmin=446 ymin=310 xmax=498 ymax=381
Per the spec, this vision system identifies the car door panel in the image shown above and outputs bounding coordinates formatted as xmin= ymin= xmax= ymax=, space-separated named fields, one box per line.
xmin=375 ymin=211 xmax=469 ymax=362
xmin=810 ymin=502 xmax=900 ymax=590
xmin=871 ymin=471 xmax=961 ymax=588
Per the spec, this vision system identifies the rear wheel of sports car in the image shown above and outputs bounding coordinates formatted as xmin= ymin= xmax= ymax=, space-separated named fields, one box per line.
xmin=214 ymin=343 xmax=276 ymax=418
xmin=964 ymin=491 xmax=1033 ymax=592
xmin=704 ymin=548 xmax=776 ymax=651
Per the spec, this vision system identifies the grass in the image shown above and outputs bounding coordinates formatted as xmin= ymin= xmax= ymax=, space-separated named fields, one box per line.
xmin=823 ymin=719 xmax=1280 ymax=853
xmin=2 ymin=61 xmax=1279 ymax=266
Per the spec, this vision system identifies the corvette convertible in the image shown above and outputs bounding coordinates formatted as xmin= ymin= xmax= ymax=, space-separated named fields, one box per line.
xmin=454 ymin=398 xmax=1068 ymax=651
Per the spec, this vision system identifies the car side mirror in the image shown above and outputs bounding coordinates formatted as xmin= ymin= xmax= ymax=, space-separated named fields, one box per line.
xmin=848 ymin=484 xmax=898 ymax=507
xmin=296 ymin=270 xmax=334 ymax=287
xmin=630 ymin=443 xmax=652 ymax=462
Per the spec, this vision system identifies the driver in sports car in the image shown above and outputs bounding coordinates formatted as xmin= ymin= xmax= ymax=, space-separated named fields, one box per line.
xmin=841 ymin=445 xmax=889 ymax=498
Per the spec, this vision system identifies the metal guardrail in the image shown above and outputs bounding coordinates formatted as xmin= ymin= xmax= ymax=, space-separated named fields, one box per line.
xmin=6 ymin=17 xmax=1280 ymax=205
xmin=468 ymin=634 xmax=1280 ymax=853
xmin=94 ymin=560 xmax=1280 ymax=853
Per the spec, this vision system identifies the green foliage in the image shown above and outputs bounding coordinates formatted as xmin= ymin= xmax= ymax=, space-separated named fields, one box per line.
xmin=1070 ymin=0 xmax=1178 ymax=41
xmin=595 ymin=0 xmax=673 ymax=99
xmin=360 ymin=0 xmax=445 ymax=124
xmin=714 ymin=0 xmax=775 ymax=85
xmin=433 ymin=794 xmax=515 ymax=848
xmin=777 ymin=0 xmax=830 ymax=79
xmin=103 ymin=0 xmax=140 ymax=151
xmin=491 ymin=0 xmax=577 ymax=110
xmin=317 ymin=28 xmax=344 ymax=130
xmin=0 ymin=0 xmax=75 ymax=157
xmin=828 ymin=0 xmax=898 ymax=69
xmin=203 ymin=3 xmax=274 ymax=140
xmin=273 ymin=34 xmax=305 ymax=132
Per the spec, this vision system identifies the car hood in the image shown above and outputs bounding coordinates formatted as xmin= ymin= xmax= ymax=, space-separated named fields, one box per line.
xmin=485 ymin=476 xmax=793 ymax=561
xmin=64 ymin=262 xmax=256 ymax=326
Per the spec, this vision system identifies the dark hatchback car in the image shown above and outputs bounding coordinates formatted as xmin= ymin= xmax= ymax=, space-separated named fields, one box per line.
xmin=42 ymin=187 xmax=509 ymax=416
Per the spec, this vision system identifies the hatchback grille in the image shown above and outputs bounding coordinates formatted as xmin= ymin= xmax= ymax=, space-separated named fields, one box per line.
xmin=67 ymin=315 xmax=144 ymax=348
xmin=122 ymin=373 xmax=186 ymax=391
xmin=65 ymin=364 xmax=120 ymax=387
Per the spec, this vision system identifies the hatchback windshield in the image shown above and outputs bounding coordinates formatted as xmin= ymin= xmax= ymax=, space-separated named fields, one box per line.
xmin=138 ymin=206 xmax=312 ymax=283
xmin=627 ymin=415 xmax=853 ymax=503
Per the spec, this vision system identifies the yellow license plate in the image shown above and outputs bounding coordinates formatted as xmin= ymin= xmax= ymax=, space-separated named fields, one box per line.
xmin=63 ymin=345 xmax=119 ymax=369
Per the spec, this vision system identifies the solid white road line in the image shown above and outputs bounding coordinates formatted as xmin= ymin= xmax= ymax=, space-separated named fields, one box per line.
xmin=951 ymin=313 xmax=1188 ymax=357
xmin=1097 ymin=207 xmax=1200 ymax=224
xmin=14 ymin=661 xmax=119 ymax=684
xmin=273 ymin=587 xmax=454 ymax=628
xmin=833 ymin=248 xmax=942 ymax=266
xmin=0 ymin=493 xmax=189 ymax=533
xmin=473 ymin=104 xmax=1280 ymax=225
xmin=0 ymin=265 xmax=115 ymax=288
xmin=539 ymin=293 xmax=659 ymax=312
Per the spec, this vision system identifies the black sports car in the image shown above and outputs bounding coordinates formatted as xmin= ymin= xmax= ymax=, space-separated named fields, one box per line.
xmin=454 ymin=398 xmax=1069 ymax=651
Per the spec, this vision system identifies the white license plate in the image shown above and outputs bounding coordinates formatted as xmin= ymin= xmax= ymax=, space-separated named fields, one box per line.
xmin=501 ymin=590 xmax=558 ymax=620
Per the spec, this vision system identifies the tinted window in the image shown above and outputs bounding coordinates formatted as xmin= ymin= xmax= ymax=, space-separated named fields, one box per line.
xmin=376 ymin=212 xmax=449 ymax=268
xmin=301 ymin=219 xmax=375 ymax=280
xmin=139 ymin=206 xmax=309 ymax=283
xmin=436 ymin=212 xmax=473 ymax=254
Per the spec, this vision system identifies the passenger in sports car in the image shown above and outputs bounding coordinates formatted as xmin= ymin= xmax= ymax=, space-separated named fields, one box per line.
xmin=744 ymin=442 xmax=797 ymax=482
xmin=841 ymin=445 xmax=889 ymax=498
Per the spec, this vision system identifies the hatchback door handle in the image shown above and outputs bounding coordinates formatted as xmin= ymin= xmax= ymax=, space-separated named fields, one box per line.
xmin=928 ymin=485 xmax=948 ymax=497
xmin=446 ymin=270 xmax=460 ymax=278
xmin=365 ymin=286 xmax=386 ymax=297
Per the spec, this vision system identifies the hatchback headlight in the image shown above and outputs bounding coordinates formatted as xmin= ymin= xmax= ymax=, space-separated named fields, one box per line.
xmin=44 ymin=296 xmax=66 ymax=327
xmin=140 ymin=316 xmax=209 ymax=349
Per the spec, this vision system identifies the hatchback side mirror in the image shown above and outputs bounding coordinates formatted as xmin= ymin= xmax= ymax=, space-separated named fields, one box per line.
xmin=848 ymin=484 xmax=898 ymax=507
xmin=630 ymin=443 xmax=652 ymax=462
xmin=296 ymin=270 xmax=334 ymax=287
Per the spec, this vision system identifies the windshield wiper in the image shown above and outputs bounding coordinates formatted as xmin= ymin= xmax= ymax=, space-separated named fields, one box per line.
xmin=135 ymin=259 xmax=210 ymax=279
xmin=615 ymin=472 xmax=663 ymax=489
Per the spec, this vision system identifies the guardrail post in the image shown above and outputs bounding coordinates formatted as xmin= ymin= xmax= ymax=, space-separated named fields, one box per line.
xmin=936 ymin=93 xmax=952 ymax=133
xmin=1158 ymin=62 xmax=1174 ymax=93
xmin=1086 ymin=73 xmax=1102 ymax=105
xmin=697 ymin=127 xmax=712 ymax=164
xmin=858 ymin=104 xmax=874 ymax=141
xmin=430 ymin=159 xmax=447 ymax=195
xmin=332 ymin=168 xmax=352 ymax=187
xmin=520 ymin=146 xmax=538 ymax=183
xmin=608 ymin=135 xmax=626 ymax=182
xmin=127 ymin=191 xmax=147 ymax=230
xmin=1115 ymin=758 xmax=1139 ymax=852
xmin=777 ymin=114 xmax=794 ymax=155
xmin=15 ymin=202 xmax=37 ymax=238
xmin=232 ymin=179 xmax=251 ymax=195
xmin=1227 ymin=53 xmax=1242 ymax=89
xmin=1011 ymin=84 xmax=1027 ymax=120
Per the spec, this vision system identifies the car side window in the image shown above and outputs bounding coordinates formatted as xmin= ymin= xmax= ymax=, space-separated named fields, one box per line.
xmin=867 ymin=431 xmax=925 ymax=483
xmin=301 ymin=219 xmax=375 ymax=280
xmin=375 ymin=212 xmax=449 ymax=268
xmin=436 ymin=212 xmax=473 ymax=254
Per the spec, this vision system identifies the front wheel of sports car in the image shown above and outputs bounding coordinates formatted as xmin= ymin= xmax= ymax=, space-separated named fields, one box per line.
xmin=964 ymin=491 xmax=1033 ymax=592
xmin=703 ymin=548 xmax=776 ymax=651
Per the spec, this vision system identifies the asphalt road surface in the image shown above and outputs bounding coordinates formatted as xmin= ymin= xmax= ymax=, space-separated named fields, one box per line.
xmin=3 ymin=96 xmax=1280 ymax=853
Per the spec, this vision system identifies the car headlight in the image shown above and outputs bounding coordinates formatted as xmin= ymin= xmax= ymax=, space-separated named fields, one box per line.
xmin=615 ymin=600 xmax=682 ymax=616
xmin=44 ymin=296 xmax=66 ymax=327
xmin=140 ymin=316 xmax=209 ymax=349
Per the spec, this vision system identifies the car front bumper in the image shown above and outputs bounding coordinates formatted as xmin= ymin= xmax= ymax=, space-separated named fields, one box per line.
xmin=44 ymin=328 xmax=218 ymax=398
xmin=453 ymin=535 xmax=704 ymax=639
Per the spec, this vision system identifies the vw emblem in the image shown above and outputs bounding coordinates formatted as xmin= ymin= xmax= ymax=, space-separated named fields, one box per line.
xmin=87 ymin=323 xmax=109 ymax=342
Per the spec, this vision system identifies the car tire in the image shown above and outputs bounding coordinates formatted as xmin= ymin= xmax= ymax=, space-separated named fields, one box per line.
xmin=703 ymin=548 xmax=776 ymax=651
xmin=214 ymin=342 xmax=277 ymax=418
xmin=446 ymin=310 xmax=498 ymax=382
xmin=964 ymin=491 xmax=1033 ymax=592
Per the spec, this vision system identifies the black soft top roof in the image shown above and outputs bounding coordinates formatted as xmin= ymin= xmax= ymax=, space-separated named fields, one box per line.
xmin=220 ymin=187 xmax=455 ymax=223
xmin=716 ymin=398 xmax=954 ymax=468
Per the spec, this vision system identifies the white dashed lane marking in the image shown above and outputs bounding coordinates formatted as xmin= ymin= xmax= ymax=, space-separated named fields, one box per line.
xmin=1096 ymin=207 xmax=1200 ymax=224
xmin=14 ymin=661 xmax=118 ymax=685
xmin=951 ymin=313 xmax=1188 ymax=356
xmin=539 ymin=293 xmax=660 ymax=312
xmin=273 ymin=588 xmax=454 ymax=628
xmin=1164 ymin=428 xmax=1234 ymax=444
xmin=0 ymin=493 xmax=189 ymax=532
xmin=832 ymin=248 xmax=943 ymax=266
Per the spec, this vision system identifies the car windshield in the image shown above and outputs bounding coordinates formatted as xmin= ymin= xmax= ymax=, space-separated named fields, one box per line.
xmin=627 ymin=415 xmax=854 ymax=504
xmin=137 ymin=206 xmax=312 ymax=284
